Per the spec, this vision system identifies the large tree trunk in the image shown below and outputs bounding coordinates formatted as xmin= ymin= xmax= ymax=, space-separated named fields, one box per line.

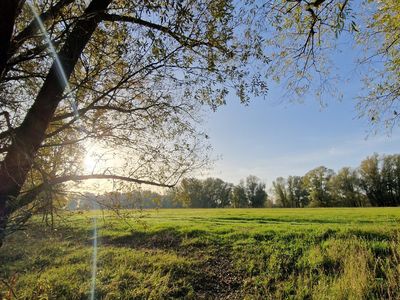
xmin=0 ymin=0 xmax=24 ymax=78
xmin=0 ymin=0 xmax=112 ymax=245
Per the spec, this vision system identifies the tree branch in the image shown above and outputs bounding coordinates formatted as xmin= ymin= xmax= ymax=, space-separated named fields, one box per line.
xmin=9 ymin=174 xmax=174 ymax=213
xmin=100 ymin=13 xmax=228 ymax=53
xmin=10 ymin=0 xmax=75 ymax=54
xmin=49 ymin=174 xmax=174 ymax=187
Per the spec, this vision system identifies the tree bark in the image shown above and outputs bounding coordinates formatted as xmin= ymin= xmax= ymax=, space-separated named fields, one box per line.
xmin=0 ymin=0 xmax=24 ymax=79
xmin=0 ymin=0 xmax=112 ymax=245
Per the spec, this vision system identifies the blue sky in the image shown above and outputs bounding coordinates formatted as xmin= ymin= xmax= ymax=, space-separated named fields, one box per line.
xmin=204 ymin=95 xmax=400 ymax=187
xmin=201 ymin=39 xmax=400 ymax=187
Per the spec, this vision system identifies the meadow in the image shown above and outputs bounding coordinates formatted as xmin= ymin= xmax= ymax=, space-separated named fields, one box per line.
xmin=1 ymin=208 xmax=400 ymax=299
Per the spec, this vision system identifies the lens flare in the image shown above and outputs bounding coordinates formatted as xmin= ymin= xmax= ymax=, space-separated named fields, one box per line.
xmin=27 ymin=3 xmax=98 ymax=298
xmin=27 ymin=3 xmax=77 ymax=114
xmin=90 ymin=217 xmax=98 ymax=300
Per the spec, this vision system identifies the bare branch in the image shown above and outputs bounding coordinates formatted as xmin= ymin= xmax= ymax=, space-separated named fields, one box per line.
xmin=100 ymin=13 xmax=228 ymax=53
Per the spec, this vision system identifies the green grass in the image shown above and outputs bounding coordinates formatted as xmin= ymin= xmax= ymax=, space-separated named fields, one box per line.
xmin=1 ymin=208 xmax=400 ymax=299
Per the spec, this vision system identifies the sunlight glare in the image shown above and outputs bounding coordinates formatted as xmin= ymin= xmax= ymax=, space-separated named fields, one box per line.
xmin=84 ymin=152 xmax=97 ymax=173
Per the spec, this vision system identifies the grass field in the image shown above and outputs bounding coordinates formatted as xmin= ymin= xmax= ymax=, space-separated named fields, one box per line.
xmin=1 ymin=208 xmax=400 ymax=299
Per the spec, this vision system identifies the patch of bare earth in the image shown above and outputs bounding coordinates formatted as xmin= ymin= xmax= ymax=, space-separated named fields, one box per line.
xmin=192 ymin=251 xmax=245 ymax=299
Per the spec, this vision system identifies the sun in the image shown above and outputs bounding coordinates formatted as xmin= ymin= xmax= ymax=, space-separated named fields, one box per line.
xmin=83 ymin=143 xmax=102 ymax=173
xmin=84 ymin=153 xmax=97 ymax=173
xmin=82 ymin=143 xmax=125 ymax=175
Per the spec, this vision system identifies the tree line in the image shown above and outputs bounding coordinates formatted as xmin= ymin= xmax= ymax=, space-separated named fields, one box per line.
xmin=173 ymin=176 xmax=268 ymax=208
xmin=173 ymin=153 xmax=400 ymax=208
xmin=67 ymin=190 xmax=181 ymax=210
xmin=67 ymin=153 xmax=400 ymax=209
xmin=272 ymin=153 xmax=400 ymax=208
xmin=66 ymin=175 xmax=269 ymax=209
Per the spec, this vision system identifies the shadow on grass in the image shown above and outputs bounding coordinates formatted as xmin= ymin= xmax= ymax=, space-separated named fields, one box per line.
xmin=345 ymin=229 xmax=393 ymax=241
xmin=103 ymin=228 xmax=184 ymax=250
xmin=215 ymin=216 xmax=383 ymax=225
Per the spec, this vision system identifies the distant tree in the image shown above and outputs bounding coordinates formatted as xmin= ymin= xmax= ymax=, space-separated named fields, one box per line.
xmin=253 ymin=184 xmax=268 ymax=208
xmin=173 ymin=177 xmax=233 ymax=208
xmin=272 ymin=177 xmax=289 ymax=208
xmin=160 ymin=189 xmax=183 ymax=209
xmin=329 ymin=167 xmax=366 ymax=207
xmin=174 ymin=178 xmax=204 ymax=208
xmin=67 ymin=189 xmax=182 ymax=210
xmin=303 ymin=166 xmax=334 ymax=207
xmin=231 ymin=181 xmax=248 ymax=208
xmin=245 ymin=175 xmax=267 ymax=208
xmin=380 ymin=155 xmax=400 ymax=206
xmin=264 ymin=198 xmax=274 ymax=208
xmin=359 ymin=154 xmax=400 ymax=206
xmin=287 ymin=176 xmax=309 ymax=208
xmin=272 ymin=176 xmax=308 ymax=208
xmin=270 ymin=153 xmax=400 ymax=208
xmin=202 ymin=178 xmax=233 ymax=208
xmin=359 ymin=154 xmax=383 ymax=207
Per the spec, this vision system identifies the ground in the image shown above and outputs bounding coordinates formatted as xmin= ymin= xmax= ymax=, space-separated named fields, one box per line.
xmin=1 ymin=208 xmax=400 ymax=299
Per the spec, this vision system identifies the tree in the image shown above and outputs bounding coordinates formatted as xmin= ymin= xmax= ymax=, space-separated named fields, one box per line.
xmin=329 ymin=167 xmax=366 ymax=207
xmin=272 ymin=176 xmax=308 ymax=208
xmin=272 ymin=177 xmax=289 ymax=208
xmin=244 ymin=0 xmax=400 ymax=129
xmin=303 ymin=166 xmax=334 ymax=207
xmin=245 ymin=175 xmax=267 ymax=208
xmin=67 ymin=189 xmax=182 ymax=210
xmin=357 ymin=0 xmax=400 ymax=128
xmin=231 ymin=181 xmax=248 ymax=208
xmin=174 ymin=178 xmax=204 ymax=208
xmin=0 ymin=0 xmax=268 ymax=244
xmin=173 ymin=177 xmax=232 ymax=208
xmin=380 ymin=155 xmax=400 ymax=206
xmin=202 ymin=178 xmax=233 ymax=208
xmin=287 ymin=176 xmax=309 ymax=208
xmin=359 ymin=154 xmax=400 ymax=206
xmin=359 ymin=154 xmax=383 ymax=207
